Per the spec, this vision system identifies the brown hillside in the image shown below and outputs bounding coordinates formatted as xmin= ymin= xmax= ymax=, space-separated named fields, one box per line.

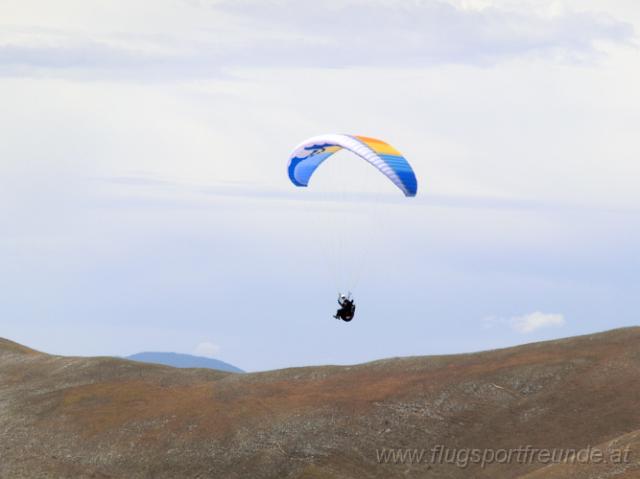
xmin=1 ymin=328 xmax=639 ymax=478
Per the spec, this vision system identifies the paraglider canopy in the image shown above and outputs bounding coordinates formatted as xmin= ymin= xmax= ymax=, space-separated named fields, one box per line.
xmin=287 ymin=134 xmax=418 ymax=197
xmin=286 ymin=134 xmax=418 ymax=309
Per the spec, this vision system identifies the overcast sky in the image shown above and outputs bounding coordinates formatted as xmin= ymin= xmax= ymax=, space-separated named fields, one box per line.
xmin=2 ymin=0 xmax=640 ymax=371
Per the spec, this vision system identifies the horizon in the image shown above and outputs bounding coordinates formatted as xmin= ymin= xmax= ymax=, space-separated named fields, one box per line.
xmin=2 ymin=325 xmax=638 ymax=374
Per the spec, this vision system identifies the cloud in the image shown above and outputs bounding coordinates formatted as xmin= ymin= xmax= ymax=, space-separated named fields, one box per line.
xmin=0 ymin=30 xmax=221 ymax=80
xmin=214 ymin=0 xmax=634 ymax=66
xmin=194 ymin=341 xmax=221 ymax=358
xmin=485 ymin=311 xmax=566 ymax=333
xmin=0 ymin=0 xmax=633 ymax=80
xmin=510 ymin=312 xmax=565 ymax=333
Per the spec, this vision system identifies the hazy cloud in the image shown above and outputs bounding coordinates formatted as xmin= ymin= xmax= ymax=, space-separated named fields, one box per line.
xmin=0 ymin=0 xmax=633 ymax=80
xmin=485 ymin=311 xmax=566 ymax=333
xmin=510 ymin=312 xmax=566 ymax=333
xmin=0 ymin=29 xmax=221 ymax=79
xmin=214 ymin=0 xmax=634 ymax=66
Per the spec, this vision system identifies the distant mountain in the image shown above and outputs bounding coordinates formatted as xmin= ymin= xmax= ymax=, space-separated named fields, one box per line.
xmin=126 ymin=352 xmax=244 ymax=373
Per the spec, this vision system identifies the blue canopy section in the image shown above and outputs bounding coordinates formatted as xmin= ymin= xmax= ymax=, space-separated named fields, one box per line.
xmin=288 ymin=145 xmax=338 ymax=187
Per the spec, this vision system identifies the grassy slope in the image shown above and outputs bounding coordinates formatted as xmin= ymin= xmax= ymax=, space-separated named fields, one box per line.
xmin=1 ymin=328 xmax=639 ymax=478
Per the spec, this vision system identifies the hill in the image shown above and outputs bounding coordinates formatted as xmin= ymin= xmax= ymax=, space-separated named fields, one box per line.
xmin=126 ymin=351 xmax=244 ymax=373
xmin=1 ymin=328 xmax=640 ymax=478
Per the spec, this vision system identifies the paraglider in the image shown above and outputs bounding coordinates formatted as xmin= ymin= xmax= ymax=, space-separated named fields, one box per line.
xmin=287 ymin=134 xmax=418 ymax=322
xmin=334 ymin=294 xmax=356 ymax=322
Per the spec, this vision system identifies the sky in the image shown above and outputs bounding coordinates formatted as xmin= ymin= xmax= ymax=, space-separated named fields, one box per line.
xmin=2 ymin=0 xmax=640 ymax=371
